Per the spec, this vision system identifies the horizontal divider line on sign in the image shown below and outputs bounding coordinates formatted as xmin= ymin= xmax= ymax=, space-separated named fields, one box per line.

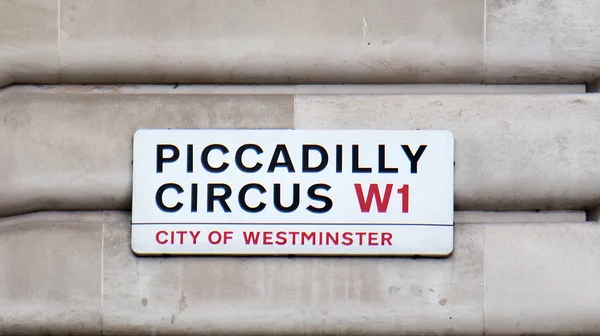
xmin=131 ymin=222 xmax=454 ymax=227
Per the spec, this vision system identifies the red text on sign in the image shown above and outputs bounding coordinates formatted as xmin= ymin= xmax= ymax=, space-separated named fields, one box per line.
xmin=155 ymin=230 xmax=201 ymax=244
xmin=243 ymin=231 xmax=392 ymax=246
xmin=354 ymin=183 xmax=409 ymax=213
xmin=208 ymin=230 xmax=233 ymax=244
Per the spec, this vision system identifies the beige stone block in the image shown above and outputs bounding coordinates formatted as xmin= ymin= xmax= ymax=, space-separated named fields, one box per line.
xmin=0 ymin=0 xmax=59 ymax=85
xmin=0 ymin=212 xmax=102 ymax=334
xmin=484 ymin=222 xmax=600 ymax=334
xmin=485 ymin=0 xmax=600 ymax=84
xmin=295 ymin=94 xmax=600 ymax=210
xmin=0 ymin=91 xmax=294 ymax=217
xmin=102 ymin=212 xmax=484 ymax=334
xmin=1 ymin=210 xmax=599 ymax=334
xmin=58 ymin=0 xmax=484 ymax=84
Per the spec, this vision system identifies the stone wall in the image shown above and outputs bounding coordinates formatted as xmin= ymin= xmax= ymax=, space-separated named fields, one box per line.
xmin=1 ymin=0 xmax=600 ymax=334
xmin=1 ymin=85 xmax=599 ymax=334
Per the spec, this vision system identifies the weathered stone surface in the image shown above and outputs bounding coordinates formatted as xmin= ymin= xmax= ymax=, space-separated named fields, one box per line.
xmin=0 ymin=91 xmax=294 ymax=217
xmin=0 ymin=212 xmax=102 ymax=334
xmin=0 ymin=210 xmax=597 ymax=334
xmin=0 ymin=0 xmax=58 ymax=85
xmin=102 ymin=211 xmax=484 ymax=334
xmin=57 ymin=0 xmax=484 ymax=85
xmin=486 ymin=0 xmax=600 ymax=84
xmin=2 ymin=89 xmax=599 ymax=215
xmin=295 ymin=94 xmax=600 ymax=210
xmin=484 ymin=222 xmax=600 ymax=334
xmin=1 ymin=1 xmax=599 ymax=86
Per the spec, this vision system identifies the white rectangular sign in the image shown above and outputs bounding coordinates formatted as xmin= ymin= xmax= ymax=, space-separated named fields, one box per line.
xmin=131 ymin=129 xmax=454 ymax=256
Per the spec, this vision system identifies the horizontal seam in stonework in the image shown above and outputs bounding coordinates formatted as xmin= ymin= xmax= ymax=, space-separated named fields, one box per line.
xmin=0 ymin=210 xmax=124 ymax=223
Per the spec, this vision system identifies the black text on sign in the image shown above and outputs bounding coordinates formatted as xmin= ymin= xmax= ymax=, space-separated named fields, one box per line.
xmin=131 ymin=129 xmax=454 ymax=256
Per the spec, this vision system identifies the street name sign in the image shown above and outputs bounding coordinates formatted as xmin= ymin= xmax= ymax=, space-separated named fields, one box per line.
xmin=131 ymin=129 xmax=454 ymax=256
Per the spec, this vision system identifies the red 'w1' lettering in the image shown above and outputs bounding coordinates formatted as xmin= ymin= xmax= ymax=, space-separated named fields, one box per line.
xmin=354 ymin=184 xmax=394 ymax=213
xmin=354 ymin=183 xmax=410 ymax=213
xmin=397 ymin=184 xmax=409 ymax=213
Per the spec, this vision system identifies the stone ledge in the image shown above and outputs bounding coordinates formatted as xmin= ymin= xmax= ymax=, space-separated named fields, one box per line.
xmin=485 ymin=0 xmax=600 ymax=84
xmin=455 ymin=211 xmax=585 ymax=224
xmin=2 ymin=84 xmax=587 ymax=95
